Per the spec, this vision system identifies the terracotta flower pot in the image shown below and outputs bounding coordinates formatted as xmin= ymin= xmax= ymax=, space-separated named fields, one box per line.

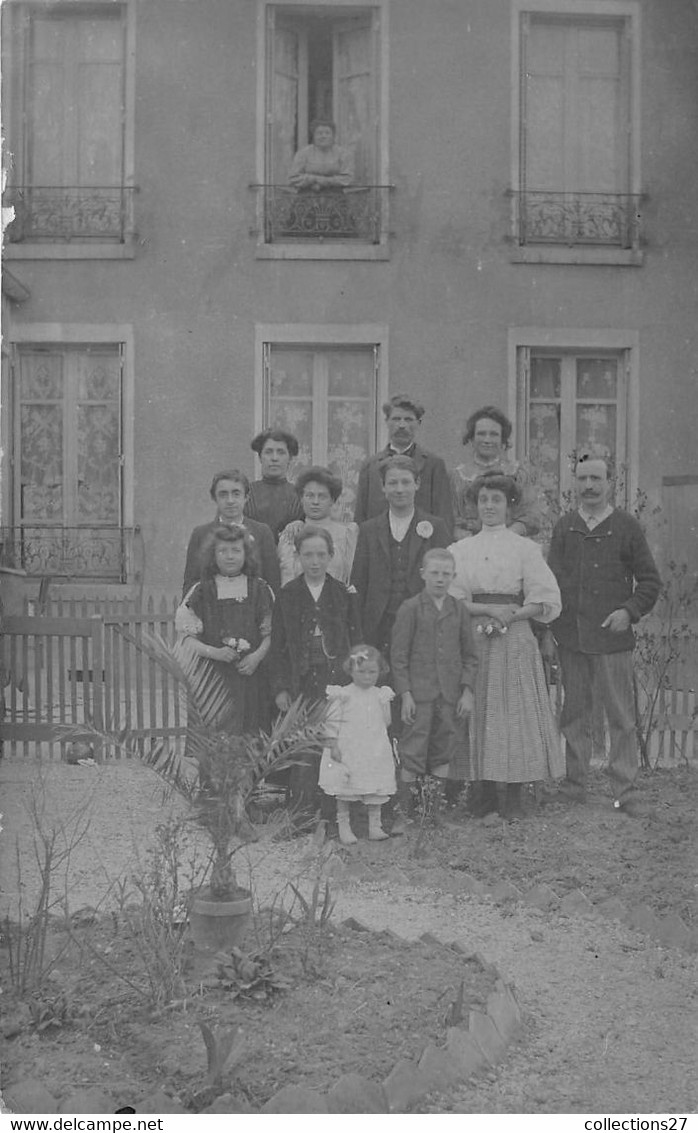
xmin=189 ymin=886 xmax=252 ymax=955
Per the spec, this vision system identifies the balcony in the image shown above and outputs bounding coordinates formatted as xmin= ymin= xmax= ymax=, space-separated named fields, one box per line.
xmin=0 ymin=526 xmax=142 ymax=583
xmin=513 ymin=191 xmax=642 ymax=250
xmin=259 ymin=184 xmax=390 ymax=245
xmin=3 ymin=186 xmax=136 ymax=244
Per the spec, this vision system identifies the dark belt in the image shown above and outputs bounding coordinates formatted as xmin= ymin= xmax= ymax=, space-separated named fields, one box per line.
xmin=471 ymin=592 xmax=524 ymax=605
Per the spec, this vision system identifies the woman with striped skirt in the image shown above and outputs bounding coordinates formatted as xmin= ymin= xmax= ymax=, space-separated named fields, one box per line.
xmin=448 ymin=471 xmax=564 ymax=819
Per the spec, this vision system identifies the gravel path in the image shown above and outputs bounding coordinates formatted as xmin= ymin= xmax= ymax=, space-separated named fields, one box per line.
xmin=2 ymin=757 xmax=696 ymax=1115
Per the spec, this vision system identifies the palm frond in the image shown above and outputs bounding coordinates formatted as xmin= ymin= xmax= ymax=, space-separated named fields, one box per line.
xmin=139 ymin=631 xmax=235 ymax=732
xmin=51 ymin=636 xmax=332 ymax=896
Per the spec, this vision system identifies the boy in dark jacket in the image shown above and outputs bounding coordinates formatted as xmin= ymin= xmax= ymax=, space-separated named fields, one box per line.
xmin=391 ymin=548 xmax=478 ymax=814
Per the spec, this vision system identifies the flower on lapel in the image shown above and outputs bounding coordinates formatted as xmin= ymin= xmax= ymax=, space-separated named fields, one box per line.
xmin=416 ymin=521 xmax=433 ymax=539
xmin=346 ymin=584 xmax=358 ymax=594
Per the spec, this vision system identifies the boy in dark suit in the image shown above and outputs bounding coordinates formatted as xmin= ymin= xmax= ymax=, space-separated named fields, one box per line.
xmin=391 ymin=548 xmax=478 ymax=814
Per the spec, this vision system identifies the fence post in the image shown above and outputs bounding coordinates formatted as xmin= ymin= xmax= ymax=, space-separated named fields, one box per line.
xmin=91 ymin=615 xmax=105 ymax=763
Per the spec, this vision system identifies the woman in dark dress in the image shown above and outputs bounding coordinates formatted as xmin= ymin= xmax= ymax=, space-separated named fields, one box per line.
xmin=245 ymin=428 xmax=304 ymax=542
xmin=179 ymin=525 xmax=274 ymax=735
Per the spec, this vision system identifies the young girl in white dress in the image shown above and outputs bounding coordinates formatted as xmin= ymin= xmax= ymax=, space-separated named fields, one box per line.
xmin=319 ymin=644 xmax=397 ymax=845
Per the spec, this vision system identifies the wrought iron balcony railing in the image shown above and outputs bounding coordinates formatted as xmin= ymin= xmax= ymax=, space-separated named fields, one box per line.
xmin=259 ymin=184 xmax=389 ymax=244
xmin=3 ymin=185 xmax=136 ymax=243
xmin=513 ymin=191 xmax=642 ymax=249
xmin=0 ymin=526 xmax=139 ymax=582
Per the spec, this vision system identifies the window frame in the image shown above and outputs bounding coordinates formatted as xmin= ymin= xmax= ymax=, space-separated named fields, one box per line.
xmin=254 ymin=322 xmax=390 ymax=452
xmin=2 ymin=323 xmax=135 ymax=579
xmin=2 ymin=0 xmax=136 ymax=261
xmin=507 ymin=326 xmax=639 ymax=505
xmin=509 ymin=0 xmax=642 ymax=266
xmin=254 ymin=0 xmax=390 ymax=261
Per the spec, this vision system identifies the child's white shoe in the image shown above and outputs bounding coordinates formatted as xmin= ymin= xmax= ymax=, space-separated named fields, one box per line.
xmin=337 ymin=800 xmax=358 ymax=845
xmin=368 ymin=804 xmax=389 ymax=841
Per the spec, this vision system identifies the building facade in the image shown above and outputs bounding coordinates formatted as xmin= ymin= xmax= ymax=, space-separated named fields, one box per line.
xmin=2 ymin=0 xmax=697 ymax=596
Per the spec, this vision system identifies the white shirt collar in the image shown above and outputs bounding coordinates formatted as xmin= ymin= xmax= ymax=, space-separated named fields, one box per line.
xmin=389 ymin=509 xmax=415 ymax=542
xmin=578 ymin=504 xmax=613 ymax=529
xmin=306 ymin=579 xmax=325 ymax=601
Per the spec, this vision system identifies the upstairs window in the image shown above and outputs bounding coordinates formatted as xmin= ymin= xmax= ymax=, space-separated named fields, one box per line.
xmin=3 ymin=3 xmax=134 ymax=249
xmin=259 ymin=3 xmax=388 ymax=253
xmin=512 ymin=4 xmax=641 ymax=262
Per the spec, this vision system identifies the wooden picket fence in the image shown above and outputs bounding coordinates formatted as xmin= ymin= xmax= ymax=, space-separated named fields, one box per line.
xmin=635 ymin=620 xmax=698 ymax=767
xmin=1 ymin=594 xmax=696 ymax=765
xmin=1 ymin=593 xmax=185 ymax=759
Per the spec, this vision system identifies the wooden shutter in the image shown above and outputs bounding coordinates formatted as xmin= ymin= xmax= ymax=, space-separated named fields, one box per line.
xmin=75 ymin=12 xmax=126 ymax=187
xmin=26 ymin=9 xmax=125 ymax=189
xmin=523 ymin=16 xmax=627 ymax=194
xmin=333 ymin=15 xmax=377 ymax=184
xmin=267 ymin=11 xmax=304 ymax=185
xmin=515 ymin=346 xmax=531 ymax=460
xmin=27 ymin=15 xmax=67 ymax=185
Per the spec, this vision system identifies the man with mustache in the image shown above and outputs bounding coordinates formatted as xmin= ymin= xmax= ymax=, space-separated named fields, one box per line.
xmin=548 ymin=453 xmax=660 ymax=816
xmin=353 ymin=394 xmax=453 ymax=536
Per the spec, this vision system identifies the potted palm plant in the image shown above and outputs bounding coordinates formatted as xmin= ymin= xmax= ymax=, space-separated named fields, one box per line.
xmin=68 ymin=632 xmax=329 ymax=956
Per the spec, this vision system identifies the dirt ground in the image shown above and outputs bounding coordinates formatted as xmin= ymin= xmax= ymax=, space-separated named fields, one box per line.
xmin=1 ymin=755 xmax=697 ymax=1114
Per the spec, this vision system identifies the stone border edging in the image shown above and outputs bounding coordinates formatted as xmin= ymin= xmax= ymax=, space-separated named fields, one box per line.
xmin=255 ymin=919 xmax=523 ymax=1114
xmin=0 ymin=919 xmax=523 ymax=1116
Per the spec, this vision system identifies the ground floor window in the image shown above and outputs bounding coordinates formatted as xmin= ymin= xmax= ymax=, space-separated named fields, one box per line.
xmin=260 ymin=337 xmax=383 ymax=517
xmin=511 ymin=332 xmax=637 ymax=521
xmin=2 ymin=341 xmax=132 ymax=580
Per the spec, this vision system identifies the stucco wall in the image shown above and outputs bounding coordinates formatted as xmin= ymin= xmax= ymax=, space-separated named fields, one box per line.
xmin=4 ymin=0 xmax=698 ymax=592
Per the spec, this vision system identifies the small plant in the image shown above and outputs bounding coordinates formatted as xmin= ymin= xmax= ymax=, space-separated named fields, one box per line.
xmin=28 ymin=988 xmax=76 ymax=1032
xmin=198 ymin=1021 xmax=247 ymax=1089
xmin=408 ymin=775 xmax=441 ymax=859
xmin=3 ymin=776 xmax=92 ymax=995
xmin=214 ymin=945 xmax=290 ymax=1001
xmin=289 ymin=875 xmax=336 ymax=976
xmin=115 ymin=816 xmax=204 ymax=1007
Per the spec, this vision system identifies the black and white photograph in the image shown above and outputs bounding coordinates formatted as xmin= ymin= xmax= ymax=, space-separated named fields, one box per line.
xmin=0 ymin=0 xmax=696 ymax=1121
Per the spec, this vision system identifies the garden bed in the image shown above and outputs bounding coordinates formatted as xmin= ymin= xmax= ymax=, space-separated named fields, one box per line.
xmin=1 ymin=915 xmax=498 ymax=1112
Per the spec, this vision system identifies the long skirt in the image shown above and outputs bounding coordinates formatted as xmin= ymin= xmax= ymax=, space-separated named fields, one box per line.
xmin=470 ymin=619 xmax=564 ymax=783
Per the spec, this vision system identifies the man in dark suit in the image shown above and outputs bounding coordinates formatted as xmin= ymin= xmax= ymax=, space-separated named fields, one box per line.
xmin=353 ymin=394 xmax=454 ymax=536
xmin=183 ymin=470 xmax=280 ymax=596
xmin=351 ymin=456 xmax=450 ymax=659
xmin=548 ymin=453 xmax=660 ymax=816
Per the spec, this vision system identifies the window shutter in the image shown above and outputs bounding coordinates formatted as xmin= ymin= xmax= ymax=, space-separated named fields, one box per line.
xmin=333 ymin=16 xmax=376 ymax=183
xmin=515 ymin=346 xmax=531 ymax=460
xmin=267 ymin=13 xmax=301 ymax=185
xmin=75 ymin=12 xmax=126 ymax=187
xmin=524 ymin=17 xmax=566 ymax=192
xmin=519 ymin=12 xmax=529 ymax=196
xmin=262 ymin=342 xmax=271 ymax=426
xmin=27 ymin=15 xmax=68 ymax=185
xmin=26 ymin=11 xmax=125 ymax=190
xmin=573 ymin=22 xmax=625 ymax=193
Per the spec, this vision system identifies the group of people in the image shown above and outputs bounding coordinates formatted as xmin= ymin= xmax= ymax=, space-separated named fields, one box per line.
xmin=178 ymin=393 xmax=661 ymax=838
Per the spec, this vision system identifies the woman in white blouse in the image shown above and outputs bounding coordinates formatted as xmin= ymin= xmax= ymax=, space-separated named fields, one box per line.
xmin=278 ymin=466 xmax=358 ymax=588
xmin=449 ymin=471 xmax=564 ymax=819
